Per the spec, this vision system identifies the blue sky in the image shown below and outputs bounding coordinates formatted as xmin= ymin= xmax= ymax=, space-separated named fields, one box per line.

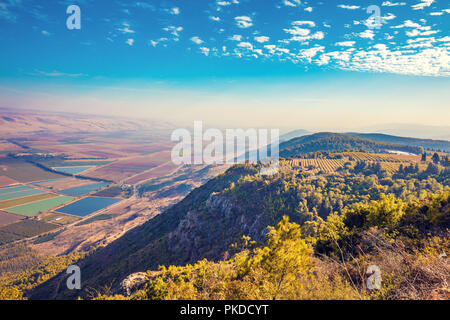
xmin=0 ymin=0 xmax=449 ymax=130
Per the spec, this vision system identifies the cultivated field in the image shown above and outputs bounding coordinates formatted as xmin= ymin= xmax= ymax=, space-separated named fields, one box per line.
xmin=60 ymin=182 xmax=110 ymax=196
xmin=56 ymin=196 xmax=122 ymax=217
xmin=32 ymin=178 xmax=94 ymax=191
xmin=5 ymin=196 xmax=75 ymax=216
xmin=287 ymin=152 xmax=429 ymax=174
xmin=86 ymin=151 xmax=172 ymax=182
xmin=0 ymin=157 xmax=66 ymax=182
xmin=0 ymin=211 xmax=23 ymax=227
xmin=52 ymin=166 xmax=95 ymax=174
xmin=0 ymin=193 xmax=58 ymax=210
xmin=0 ymin=186 xmax=44 ymax=202
xmin=0 ymin=176 xmax=18 ymax=187
xmin=0 ymin=219 xmax=58 ymax=245
xmin=124 ymin=161 xmax=180 ymax=184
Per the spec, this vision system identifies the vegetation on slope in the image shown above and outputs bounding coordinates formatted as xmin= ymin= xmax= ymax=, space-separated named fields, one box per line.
xmin=279 ymin=133 xmax=423 ymax=158
xmin=97 ymin=191 xmax=449 ymax=300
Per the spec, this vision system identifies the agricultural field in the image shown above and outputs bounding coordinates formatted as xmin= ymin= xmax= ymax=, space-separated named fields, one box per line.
xmin=43 ymin=160 xmax=112 ymax=167
xmin=0 ymin=193 xmax=58 ymax=210
xmin=288 ymin=158 xmax=347 ymax=173
xmin=55 ymin=196 xmax=122 ymax=217
xmin=287 ymin=152 xmax=428 ymax=174
xmin=5 ymin=196 xmax=75 ymax=216
xmin=92 ymin=186 xmax=124 ymax=198
xmin=0 ymin=176 xmax=18 ymax=187
xmin=0 ymin=140 xmax=25 ymax=152
xmin=0 ymin=211 xmax=23 ymax=227
xmin=86 ymin=151 xmax=172 ymax=182
xmin=60 ymin=182 xmax=110 ymax=196
xmin=32 ymin=177 xmax=94 ymax=192
xmin=338 ymin=152 xmax=421 ymax=162
xmin=0 ymin=185 xmax=45 ymax=201
xmin=124 ymin=161 xmax=180 ymax=184
xmin=52 ymin=166 xmax=95 ymax=175
xmin=0 ymin=219 xmax=58 ymax=245
xmin=0 ymin=157 xmax=66 ymax=182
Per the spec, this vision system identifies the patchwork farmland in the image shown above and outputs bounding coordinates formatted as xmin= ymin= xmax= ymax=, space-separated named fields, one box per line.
xmin=52 ymin=166 xmax=95 ymax=175
xmin=0 ymin=156 xmax=66 ymax=182
xmin=56 ymin=197 xmax=122 ymax=217
xmin=5 ymin=196 xmax=75 ymax=216
xmin=86 ymin=151 xmax=172 ymax=182
xmin=60 ymin=182 xmax=110 ymax=196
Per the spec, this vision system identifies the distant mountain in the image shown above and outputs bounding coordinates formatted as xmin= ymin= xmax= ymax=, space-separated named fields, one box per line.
xmin=279 ymin=129 xmax=310 ymax=143
xmin=355 ymin=123 xmax=450 ymax=141
xmin=347 ymin=133 xmax=450 ymax=153
xmin=279 ymin=132 xmax=423 ymax=158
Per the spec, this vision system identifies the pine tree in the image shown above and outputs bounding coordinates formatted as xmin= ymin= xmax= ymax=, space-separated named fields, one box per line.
xmin=432 ymin=152 xmax=440 ymax=164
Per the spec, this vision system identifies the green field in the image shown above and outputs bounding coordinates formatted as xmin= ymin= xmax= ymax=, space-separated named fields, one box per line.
xmin=0 ymin=220 xmax=58 ymax=245
xmin=6 ymin=196 xmax=75 ymax=216
xmin=0 ymin=193 xmax=58 ymax=210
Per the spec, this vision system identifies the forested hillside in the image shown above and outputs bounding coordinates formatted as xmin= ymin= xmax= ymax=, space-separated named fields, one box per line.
xmin=94 ymin=191 xmax=449 ymax=300
xmin=29 ymin=149 xmax=449 ymax=300
xmin=348 ymin=133 xmax=450 ymax=153
xmin=279 ymin=133 xmax=423 ymax=158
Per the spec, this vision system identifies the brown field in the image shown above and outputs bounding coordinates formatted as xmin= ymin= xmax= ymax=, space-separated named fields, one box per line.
xmin=87 ymin=151 xmax=172 ymax=182
xmin=0 ymin=175 xmax=18 ymax=187
xmin=30 ymin=141 xmax=171 ymax=159
xmin=0 ymin=211 xmax=23 ymax=227
xmin=41 ymin=213 xmax=81 ymax=225
xmin=0 ymin=193 xmax=58 ymax=210
xmin=0 ymin=140 xmax=25 ymax=152
xmin=33 ymin=177 xmax=94 ymax=191
xmin=124 ymin=161 xmax=180 ymax=184
xmin=0 ymin=157 xmax=66 ymax=182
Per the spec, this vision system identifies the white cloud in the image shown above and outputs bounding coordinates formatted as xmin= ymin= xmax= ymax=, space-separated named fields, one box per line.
xmin=190 ymin=36 xmax=204 ymax=44
xmin=229 ymin=34 xmax=242 ymax=41
xmin=382 ymin=1 xmax=406 ymax=6
xmin=41 ymin=30 xmax=50 ymax=36
xmin=359 ymin=29 xmax=375 ymax=40
xmin=298 ymin=46 xmax=325 ymax=61
xmin=34 ymin=69 xmax=87 ymax=77
xmin=235 ymin=16 xmax=253 ymax=28
xmin=210 ymin=16 xmax=220 ymax=21
xmin=284 ymin=26 xmax=311 ymax=36
xmin=305 ymin=7 xmax=313 ymax=12
xmin=283 ymin=0 xmax=301 ymax=7
xmin=254 ymin=36 xmax=269 ymax=43
xmin=237 ymin=42 xmax=253 ymax=51
xmin=412 ymin=0 xmax=434 ymax=10
xmin=336 ymin=41 xmax=355 ymax=47
xmin=200 ymin=47 xmax=210 ymax=56
xmin=217 ymin=1 xmax=231 ymax=6
xmin=126 ymin=38 xmax=134 ymax=46
xmin=338 ymin=4 xmax=360 ymax=10
xmin=292 ymin=21 xmax=316 ymax=27
xmin=163 ymin=26 xmax=183 ymax=37
xmin=170 ymin=7 xmax=180 ymax=15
